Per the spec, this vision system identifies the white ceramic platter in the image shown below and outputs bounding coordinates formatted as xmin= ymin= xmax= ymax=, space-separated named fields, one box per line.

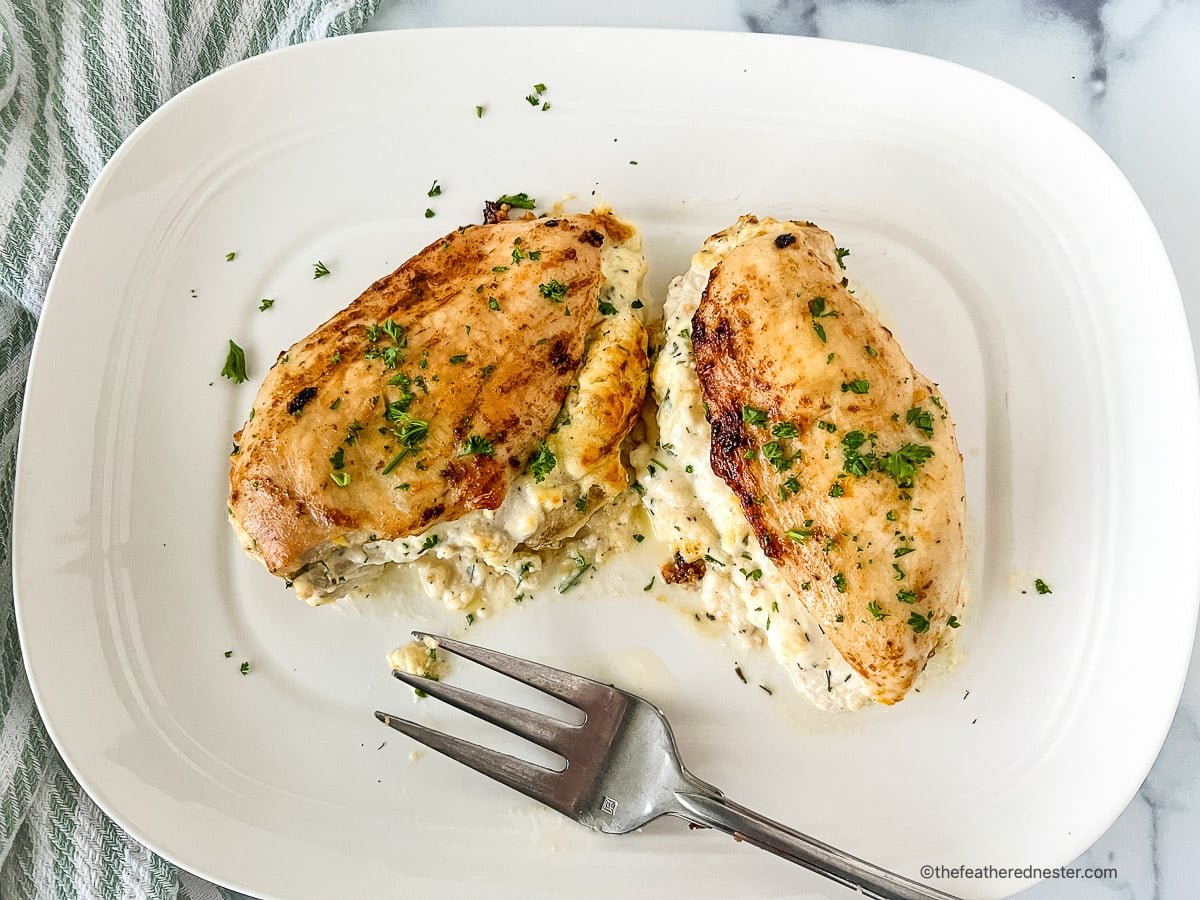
xmin=14 ymin=28 xmax=1199 ymax=900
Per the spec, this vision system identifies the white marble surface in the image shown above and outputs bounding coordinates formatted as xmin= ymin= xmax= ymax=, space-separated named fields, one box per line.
xmin=363 ymin=3 xmax=1200 ymax=898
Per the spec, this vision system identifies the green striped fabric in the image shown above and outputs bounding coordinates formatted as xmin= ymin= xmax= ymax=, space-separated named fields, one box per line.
xmin=0 ymin=1 xmax=375 ymax=896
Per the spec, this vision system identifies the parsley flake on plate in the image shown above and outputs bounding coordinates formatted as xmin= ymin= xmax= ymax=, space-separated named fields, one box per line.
xmin=220 ymin=340 xmax=248 ymax=384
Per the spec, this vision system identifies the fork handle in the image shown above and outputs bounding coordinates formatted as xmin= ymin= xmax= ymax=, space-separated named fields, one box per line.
xmin=674 ymin=791 xmax=958 ymax=900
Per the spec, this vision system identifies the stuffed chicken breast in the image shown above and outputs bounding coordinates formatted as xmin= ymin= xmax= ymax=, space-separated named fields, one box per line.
xmin=636 ymin=216 xmax=966 ymax=708
xmin=229 ymin=211 xmax=649 ymax=609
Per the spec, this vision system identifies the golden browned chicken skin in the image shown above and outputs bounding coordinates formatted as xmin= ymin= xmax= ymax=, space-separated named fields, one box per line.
xmin=690 ymin=217 xmax=966 ymax=704
xmin=229 ymin=213 xmax=637 ymax=588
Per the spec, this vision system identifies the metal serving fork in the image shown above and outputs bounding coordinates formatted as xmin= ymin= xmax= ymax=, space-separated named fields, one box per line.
xmin=375 ymin=632 xmax=957 ymax=900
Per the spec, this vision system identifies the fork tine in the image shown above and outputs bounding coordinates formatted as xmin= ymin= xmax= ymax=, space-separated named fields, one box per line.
xmin=391 ymin=670 xmax=577 ymax=752
xmin=412 ymin=632 xmax=611 ymax=707
xmin=373 ymin=711 xmax=564 ymax=808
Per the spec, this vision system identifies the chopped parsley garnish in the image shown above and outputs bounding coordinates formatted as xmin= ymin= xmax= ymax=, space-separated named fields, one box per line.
xmin=427 ymin=180 xmax=442 ymax=197
xmin=740 ymin=568 xmax=762 ymax=581
xmin=460 ymin=434 xmax=494 ymax=456
xmin=886 ymin=510 xmax=897 ymax=521
xmin=449 ymin=353 xmax=467 ymax=365
xmin=643 ymin=577 xmax=655 ymax=592
xmin=841 ymin=430 xmax=876 ymax=477
xmin=785 ymin=526 xmax=813 ymax=544
xmin=496 ymin=192 xmax=536 ymax=210
xmin=312 ymin=260 xmax=330 ymax=279
xmin=382 ymin=319 xmax=406 ymax=344
xmin=894 ymin=546 xmax=915 ymax=558
xmin=778 ymin=476 xmax=801 ymax=500
xmin=475 ymin=104 xmax=486 ymax=117
xmin=1034 ymin=578 xmax=1052 ymax=595
xmin=365 ymin=324 xmax=382 ymax=342
xmin=829 ymin=483 xmax=844 ymax=497
xmin=365 ymin=345 xmax=402 ymax=369
xmin=771 ymin=422 xmax=799 ymax=438
xmin=598 ymin=300 xmax=617 ymax=315
xmin=907 ymin=611 xmax=931 ymax=633
xmin=421 ymin=534 xmax=440 ymax=552
xmin=878 ymin=443 xmax=935 ymax=488
xmin=239 ymin=661 xmax=250 ymax=675
xmin=864 ymin=345 xmax=877 ymax=357
xmin=329 ymin=447 xmax=345 ymax=471
xmin=386 ymin=374 xmax=415 ymax=407
xmin=761 ymin=441 xmax=793 ymax=472
xmin=258 ymin=298 xmax=274 ymax=311
xmin=534 ymin=82 xmax=546 ymax=94
xmin=225 ymin=251 xmax=236 ymax=262
xmin=488 ymin=296 xmax=500 ymax=311
xmin=808 ymin=296 xmax=837 ymax=343
xmin=841 ymin=379 xmax=870 ymax=394
xmin=947 ymin=615 xmax=961 ymax=628
xmin=525 ymin=93 xmax=538 ymax=106
xmin=867 ymin=600 xmax=886 ymax=620
xmin=632 ymin=533 xmax=645 ymax=543
xmin=833 ymin=573 xmax=847 ymax=592
xmin=345 ymin=420 xmax=364 ymax=444
xmin=559 ymin=552 xmax=591 ymax=593
xmin=816 ymin=420 xmax=837 ymax=433
xmin=223 ymin=650 xmax=232 ymax=658
xmin=631 ymin=298 xmax=644 ymax=309
xmin=330 ymin=471 xmax=350 ymax=487
xmin=741 ymin=405 xmax=768 ymax=427
xmin=424 ymin=208 xmax=435 ymax=219
xmin=896 ymin=589 xmax=917 ymax=604
xmin=384 ymin=397 xmax=414 ymax=425
xmin=835 ymin=247 xmax=850 ymax=269
xmin=574 ymin=496 xmax=588 ymax=511
xmin=539 ymin=280 xmax=569 ymax=302
xmin=492 ymin=265 xmax=509 ymax=273
xmin=529 ymin=442 xmax=556 ymax=482
xmin=220 ymin=340 xmax=248 ymax=384
xmin=381 ymin=414 xmax=429 ymax=474
xmin=906 ymin=407 xmax=935 ymax=438
xmin=893 ymin=564 xmax=906 ymax=581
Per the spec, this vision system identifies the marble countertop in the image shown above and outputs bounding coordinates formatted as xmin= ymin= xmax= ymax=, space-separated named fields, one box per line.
xmin=364 ymin=3 xmax=1199 ymax=898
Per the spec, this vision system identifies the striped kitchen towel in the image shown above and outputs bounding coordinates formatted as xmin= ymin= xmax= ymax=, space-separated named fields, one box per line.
xmin=0 ymin=0 xmax=376 ymax=897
